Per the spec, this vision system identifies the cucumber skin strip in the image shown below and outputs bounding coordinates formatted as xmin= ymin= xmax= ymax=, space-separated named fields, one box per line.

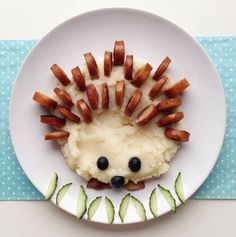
xmin=56 ymin=183 xmax=72 ymax=206
xmin=77 ymin=185 xmax=87 ymax=219
xmin=118 ymin=193 xmax=131 ymax=223
xmin=149 ymin=188 xmax=158 ymax=218
xmin=131 ymin=195 xmax=147 ymax=222
xmin=175 ymin=172 xmax=185 ymax=204
xmin=105 ymin=197 xmax=115 ymax=224
xmin=87 ymin=196 xmax=102 ymax=220
xmin=158 ymin=185 xmax=176 ymax=213
xmin=45 ymin=173 xmax=58 ymax=200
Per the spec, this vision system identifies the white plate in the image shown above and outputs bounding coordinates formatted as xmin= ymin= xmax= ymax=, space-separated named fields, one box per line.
xmin=9 ymin=8 xmax=226 ymax=224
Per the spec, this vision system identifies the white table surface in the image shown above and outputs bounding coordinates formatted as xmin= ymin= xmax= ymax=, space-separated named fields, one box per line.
xmin=0 ymin=0 xmax=236 ymax=236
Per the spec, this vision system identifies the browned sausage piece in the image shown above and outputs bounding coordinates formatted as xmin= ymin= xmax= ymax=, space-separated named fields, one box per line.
xmin=165 ymin=79 xmax=190 ymax=98
xmin=77 ymin=99 xmax=93 ymax=123
xmin=124 ymin=55 xmax=133 ymax=80
xmin=84 ymin=52 xmax=99 ymax=79
xmin=86 ymin=84 xmax=99 ymax=110
xmin=158 ymin=112 xmax=184 ymax=126
xmin=33 ymin=91 xmax=57 ymax=109
xmin=158 ymin=98 xmax=182 ymax=111
xmin=136 ymin=104 xmax=158 ymax=125
xmin=165 ymin=128 xmax=190 ymax=142
xmin=124 ymin=89 xmax=142 ymax=116
xmin=131 ymin=63 xmax=153 ymax=87
xmin=115 ymin=80 xmax=125 ymax=107
xmin=149 ymin=76 xmax=168 ymax=98
xmin=104 ymin=51 xmax=113 ymax=77
xmin=45 ymin=130 xmax=70 ymax=140
xmin=123 ymin=181 xmax=145 ymax=191
xmin=153 ymin=57 xmax=171 ymax=80
xmin=101 ymin=82 xmax=109 ymax=109
xmin=57 ymin=105 xmax=81 ymax=123
xmin=50 ymin=64 xmax=71 ymax=86
xmin=113 ymin=40 xmax=125 ymax=66
xmin=40 ymin=115 xmax=66 ymax=127
xmin=87 ymin=178 xmax=110 ymax=190
xmin=53 ymin=87 xmax=74 ymax=108
xmin=71 ymin=66 xmax=86 ymax=91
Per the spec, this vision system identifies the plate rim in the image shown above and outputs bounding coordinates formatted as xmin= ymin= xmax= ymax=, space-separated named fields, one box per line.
xmin=9 ymin=7 xmax=227 ymax=225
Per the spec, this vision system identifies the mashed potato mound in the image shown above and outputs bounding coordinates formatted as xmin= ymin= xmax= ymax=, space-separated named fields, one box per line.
xmin=55 ymin=60 xmax=179 ymax=184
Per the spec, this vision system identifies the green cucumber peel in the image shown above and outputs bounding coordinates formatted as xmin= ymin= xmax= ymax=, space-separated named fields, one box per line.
xmin=105 ymin=197 xmax=115 ymax=224
xmin=158 ymin=185 xmax=176 ymax=213
xmin=175 ymin=172 xmax=185 ymax=204
xmin=131 ymin=195 xmax=147 ymax=222
xmin=149 ymin=188 xmax=158 ymax=218
xmin=87 ymin=196 xmax=102 ymax=220
xmin=56 ymin=183 xmax=72 ymax=206
xmin=118 ymin=193 xmax=131 ymax=223
xmin=77 ymin=185 xmax=87 ymax=219
xmin=45 ymin=172 xmax=58 ymax=200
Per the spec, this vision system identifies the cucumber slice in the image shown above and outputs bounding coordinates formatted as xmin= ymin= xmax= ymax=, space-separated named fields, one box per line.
xmin=131 ymin=195 xmax=147 ymax=222
xmin=158 ymin=185 xmax=176 ymax=213
xmin=45 ymin=172 xmax=58 ymax=200
xmin=56 ymin=183 xmax=72 ymax=206
xmin=118 ymin=193 xmax=130 ymax=223
xmin=87 ymin=196 xmax=102 ymax=220
xmin=175 ymin=172 xmax=185 ymax=204
xmin=105 ymin=197 xmax=115 ymax=224
xmin=77 ymin=185 xmax=87 ymax=219
xmin=149 ymin=188 xmax=158 ymax=218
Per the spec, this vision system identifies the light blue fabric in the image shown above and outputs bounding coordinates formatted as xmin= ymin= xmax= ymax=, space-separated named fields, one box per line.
xmin=0 ymin=37 xmax=235 ymax=200
xmin=194 ymin=36 xmax=236 ymax=198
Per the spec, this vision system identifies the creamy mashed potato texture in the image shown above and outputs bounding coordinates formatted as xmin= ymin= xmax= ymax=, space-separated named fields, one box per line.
xmin=55 ymin=60 xmax=179 ymax=184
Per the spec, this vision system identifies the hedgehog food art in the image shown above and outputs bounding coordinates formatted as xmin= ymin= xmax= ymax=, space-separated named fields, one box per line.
xmin=33 ymin=40 xmax=190 ymax=191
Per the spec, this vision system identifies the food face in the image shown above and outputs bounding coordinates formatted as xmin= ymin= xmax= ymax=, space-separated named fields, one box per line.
xmin=33 ymin=41 xmax=190 ymax=190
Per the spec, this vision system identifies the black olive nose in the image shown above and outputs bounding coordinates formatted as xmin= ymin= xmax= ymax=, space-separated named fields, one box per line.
xmin=111 ymin=176 xmax=125 ymax=188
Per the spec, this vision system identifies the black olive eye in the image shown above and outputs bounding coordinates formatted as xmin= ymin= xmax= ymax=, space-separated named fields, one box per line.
xmin=97 ymin=156 xmax=109 ymax=170
xmin=128 ymin=157 xmax=141 ymax=172
xmin=111 ymin=176 xmax=125 ymax=188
